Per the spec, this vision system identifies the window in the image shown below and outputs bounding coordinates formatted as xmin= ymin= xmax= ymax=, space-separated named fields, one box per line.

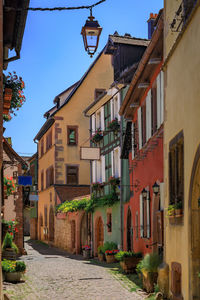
xmin=169 ymin=131 xmax=184 ymax=205
xmin=40 ymin=139 xmax=44 ymax=157
xmin=67 ymin=126 xmax=78 ymax=145
xmin=41 ymin=171 xmax=44 ymax=191
xmin=46 ymin=166 xmax=54 ymax=188
xmin=112 ymin=147 xmax=120 ymax=177
xmin=151 ymin=80 xmax=157 ymax=135
xmin=140 ymin=191 xmax=150 ymax=238
xmin=96 ymin=110 xmax=101 ymax=130
xmin=46 ymin=130 xmax=52 ymax=151
xmin=66 ymin=165 xmax=78 ymax=185
xmin=107 ymin=213 xmax=112 ymax=232
xmin=111 ymin=95 xmax=120 ymax=121
xmin=94 ymin=89 xmax=105 ymax=100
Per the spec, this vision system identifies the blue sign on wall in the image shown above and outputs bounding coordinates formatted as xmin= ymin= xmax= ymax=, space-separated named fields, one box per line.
xmin=18 ymin=176 xmax=32 ymax=186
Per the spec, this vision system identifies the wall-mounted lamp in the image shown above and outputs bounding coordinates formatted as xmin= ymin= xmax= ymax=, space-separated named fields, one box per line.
xmin=142 ymin=188 xmax=148 ymax=198
xmin=152 ymin=181 xmax=160 ymax=195
xmin=81 ymin=8 xmax=102 ymax=57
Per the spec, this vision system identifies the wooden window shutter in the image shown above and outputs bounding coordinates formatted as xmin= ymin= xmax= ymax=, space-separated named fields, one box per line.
xmin=117 ymin=94 xmax=121 ymax=121
xmin=117 ymin=146 xmax=121 ymax=177
xmin=137 ymin=107 xmax=142 ymax=150
xmin=157 ymin=73 xmax=161 ymax=129
xmin=140 ymin=194 xmax=144 ymax=237
xmin=131 ymin=122 xmax=134 ymax=160
xmin=160 ymin=71 xmax=164 ymax=124
xmin=101 ymin=155 xmax=105 ymax=182
xmin=147 ymin=190 xmax=150 ymax=238
xmin=92 ymin=114 xmax=96 ymax=134
xmin=101 ymin=106 xmax=105 ymax=131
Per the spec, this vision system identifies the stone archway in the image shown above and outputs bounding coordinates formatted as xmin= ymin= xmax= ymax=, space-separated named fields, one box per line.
xmin=80 ymin=212 xmax=87 ymax=249
xmin=189 ymin=145 xmax=200 ymax=299
xmin=49 ymin=206 xmax=54 ymax=242
xmin=127 ymin=207 xmax=133 ymax=251
xmin=96 ymin=216 xmax=104 ymax=254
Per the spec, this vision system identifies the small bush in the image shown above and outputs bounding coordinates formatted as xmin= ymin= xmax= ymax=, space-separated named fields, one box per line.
xmin=136 ymin=253 xmax=161 ymax=273
xmin=115 ymin=251 xmax=143 ymax=261
xmin=102 ymin=241 xmax=118 ymax=253
xmin=2 ymin=259 xmax=26 ymax=273
xmin=15 ymin=261 xmax=26 ymax=272
xmin=2 ymin=232 xmax=18 ymax=253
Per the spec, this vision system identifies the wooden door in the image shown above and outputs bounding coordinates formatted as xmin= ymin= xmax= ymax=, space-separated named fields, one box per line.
xmin=97 ymin=217 xmax=104 ymax=249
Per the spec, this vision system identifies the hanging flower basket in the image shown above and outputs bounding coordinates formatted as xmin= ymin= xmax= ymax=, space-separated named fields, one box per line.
xmin=4 ymin=177 xmax=16 ymax=197
xmin=91 ymin=128 xmax=103 ymax=144
xmin=107 ymin=119 xmax=120 ymax=132
xmin=3 ymin=72 xmax=26 ymax=122
xmin=108 ymin=176 xmax=120 ymax=186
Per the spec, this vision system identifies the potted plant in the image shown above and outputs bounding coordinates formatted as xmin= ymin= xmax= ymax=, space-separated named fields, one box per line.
xmin=105 ymin=249 xmax=119 ymax=263
xmin=4 ymin=176 xmax=16 ymax=197
xmin=167 ymin=204 xmax=175 ymax=217
xmin=107 ymin=118 xmax=120 ymax=132
xmin=2 ymin=259 xmax=26 ymax=282
xmin=97 ymin=245 xmax=105 ymax=262
xmin=174 ymin=201 xmax=183 ymax=216
xmin=3 ymin=72 xmax=26 ymax=122
xmin=137 ymin=253 xmax=161 ymax=293
xmin=82 ymin=245 xmax=91 ymax=259
xmin=91 ymin=128 xmax=103 ymax=144
xmin=115 ymin=251 xmax=143 ymax=273
xmin=2 ymin=232 xmax=19 ymax=260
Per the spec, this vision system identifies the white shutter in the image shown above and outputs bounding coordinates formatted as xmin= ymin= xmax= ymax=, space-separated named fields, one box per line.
xmin=117 ymin=94 xmax=120 ymax=121
xmin=101 ymin=155 xmax=105 ymax=182
xmin=92 ymin=114 xmax=96 ymax=134
xmin=111 ymin=150 xmax=114 ymax=176
xmin=131 ymin=122 xmax=134 ymax=160
xmin=97 ymin=160 xmax=101 ymax=182
xmin=147 ymin=190 xmax=150 ymax=238
xmin=140 ymin=194 xmax=144 ymax=238
xmin=160 ymin=71 xmax=164 ymax=124
xmin=137 ymin=107 xmax=142 ymax=150
xmin=146 ymin=90 xmax=151 ymax=141
xmin=110 ymin=98 xmax=114 ymax=121
xmin=157 ymin=73 xmax=161 ymax=129
xmin=92 ymin=161 xmax=96 ymax=183
xmin=101 ymin=106 xmax=105 ymax=131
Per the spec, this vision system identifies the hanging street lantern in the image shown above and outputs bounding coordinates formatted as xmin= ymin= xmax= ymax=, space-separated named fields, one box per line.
xmin=152 ymin=181 xmax=160 ymax=195
xmin=81 ymin=8 xmax=102 ymax=58
xmin=142 ymin=188 xmax=148 ymax=198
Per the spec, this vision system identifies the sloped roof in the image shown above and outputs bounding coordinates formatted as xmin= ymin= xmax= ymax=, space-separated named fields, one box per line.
xmin=55 ymin=185 xmax=90 ymax=203
xmin=3 ymin=138 xmax=27 ymax=167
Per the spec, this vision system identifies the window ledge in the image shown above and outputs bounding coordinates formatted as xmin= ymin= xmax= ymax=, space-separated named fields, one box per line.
xmin=168 ymin=214 xmax=184 ymax=225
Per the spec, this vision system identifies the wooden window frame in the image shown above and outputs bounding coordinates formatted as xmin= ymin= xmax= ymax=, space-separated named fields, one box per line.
xmin=67 ymin=126 xmax=78 ymax=146
xmin=169 ymin=130 xmax=184 ymax=206
xmin=66 ymin=165 xmax=79 ymax=185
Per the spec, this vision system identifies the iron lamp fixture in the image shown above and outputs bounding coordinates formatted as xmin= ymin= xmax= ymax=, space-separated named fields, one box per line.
xmin=142 ymin=188 xmax=148 ymax=198
xmin=152 ymin=181 xmax=159 ymax=195
xmin=81 ymin=8 xmax=102 ymax=57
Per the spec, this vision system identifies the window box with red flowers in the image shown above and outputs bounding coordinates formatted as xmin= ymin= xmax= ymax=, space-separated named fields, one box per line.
xmin=82 ymin=245 xmax=91 ymax=259
xmin=3 ymin=72 xmax=26 ymax=122
xmin=91 ymin=128 xmax=103 ymax=144
xmin=4 ymin=176 xmax=16 ymax=198
xmin=107 ymin=118 xmax=120 ymax=132
xmin=105 ymin=249 xmax=119 ymax=263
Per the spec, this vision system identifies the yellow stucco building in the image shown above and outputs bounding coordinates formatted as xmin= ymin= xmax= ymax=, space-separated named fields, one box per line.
xmin=163 ymin=1 xmax=200 ymax=299
xmin=34 ymin=50 xmax=113 ymax=253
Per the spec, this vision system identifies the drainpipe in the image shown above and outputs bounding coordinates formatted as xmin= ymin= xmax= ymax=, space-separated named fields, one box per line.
xmin=120 ymin=91 xmax=123 ymax=250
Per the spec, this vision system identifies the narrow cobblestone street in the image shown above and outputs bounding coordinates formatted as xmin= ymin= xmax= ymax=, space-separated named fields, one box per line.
xmin=3 ymin=239 xmax=144 ymax=300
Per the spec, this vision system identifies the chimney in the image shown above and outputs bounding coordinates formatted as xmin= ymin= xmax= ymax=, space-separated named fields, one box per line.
xmin=147 ymin=13 xmax=158 ymax=39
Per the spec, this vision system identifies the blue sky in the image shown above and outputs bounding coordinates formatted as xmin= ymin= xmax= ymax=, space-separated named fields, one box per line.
xmin=5 ymin=0 xmax=163 ymax=156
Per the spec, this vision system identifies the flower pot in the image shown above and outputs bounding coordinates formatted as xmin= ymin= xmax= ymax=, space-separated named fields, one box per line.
xmin=175 ymin=209 xmax=183 ymax=216
xmin=142 ymin=271 xmax=158 ymax=293
xmin=2 ymin=248 xmax=17 ymax=261
xmin=4 ymin=88 xmax=12 ymax=101
xmin=98 ymin=253 xmax=105 ymax=262
xmin=82 ymin=249 xmax=90 ymax=259
xmin=120 ymin=257 xmax=141 ymax=273
xmin=5 ymin=272 xmax=22 ymax=283
xmin=106 ymin=254 xmax=116 ymax=263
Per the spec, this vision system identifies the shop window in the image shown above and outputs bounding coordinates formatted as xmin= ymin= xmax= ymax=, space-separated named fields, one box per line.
xmin=66 ymin=165 xmax=79 ymax=185
xmin=169 ymin=131 xmax=184 ymax=206
xmin=67 ymin=126 xmax=78 ymax=145
xmin=107 ymin=213 xmax=112 ymax=232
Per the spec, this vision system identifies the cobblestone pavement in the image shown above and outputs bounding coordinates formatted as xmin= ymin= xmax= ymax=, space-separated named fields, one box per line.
xmin=3 ymin=238 xmax=144 ymax=300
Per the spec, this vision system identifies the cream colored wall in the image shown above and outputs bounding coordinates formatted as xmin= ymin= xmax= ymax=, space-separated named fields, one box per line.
xmin=55 ymin=53 xmax=113 ymax=185
xmin=164 ymin=5 xmax=200 ymax=299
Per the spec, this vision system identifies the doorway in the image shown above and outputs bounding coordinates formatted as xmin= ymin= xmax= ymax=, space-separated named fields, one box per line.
xmin=127 ymin=207 xmax=133 ymax=251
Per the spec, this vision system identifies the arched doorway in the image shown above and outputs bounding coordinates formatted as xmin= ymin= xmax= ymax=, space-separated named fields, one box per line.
xmin=80 ymin=213 xmax=87 ymax=249
xmin=127 ymin=207 xmax=133 ymax=251
xmin=96 ymin=217 xmax=104 ymax=253
xmin=49 ymin=206 xmax=54 ymax=242
xmin=189 ymin=145 xmax=200 ymax=299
